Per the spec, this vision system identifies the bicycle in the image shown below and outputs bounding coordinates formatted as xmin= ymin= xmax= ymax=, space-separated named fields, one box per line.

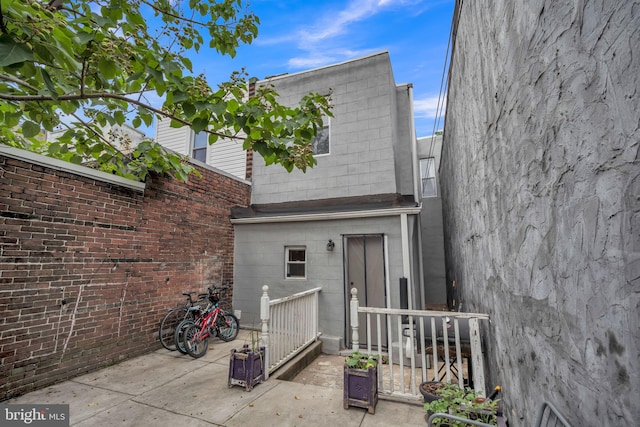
xmin=174 ymin=302 xmax=211 ymax=354
xmin=183 ymin=286 xmax=239 ymax=358
xmin=158 ymin=291 xmax=208 ymax=351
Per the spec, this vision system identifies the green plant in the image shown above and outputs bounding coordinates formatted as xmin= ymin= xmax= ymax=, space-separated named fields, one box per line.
xmin=344 ymin=351 xmax=378 ymax=369
xmin=1 ymin=0 xmax=332 ymax=181
xmin=424 ymin=383 xmax=499 ymax=426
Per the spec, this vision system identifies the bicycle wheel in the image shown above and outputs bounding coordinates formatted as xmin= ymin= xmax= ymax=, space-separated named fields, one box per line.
xmin=217 ymin=313 xmax=239 ymax=342
xmin=183 ymin=324 xmax=209 ymax=358
xmin=159 ymin=307 xmax=187 ymax=351
xmin=174 ymin=319 xmax=194 ymax=354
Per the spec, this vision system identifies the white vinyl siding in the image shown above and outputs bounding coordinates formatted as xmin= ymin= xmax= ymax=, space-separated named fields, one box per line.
xmin=210 ymin=138 xmax=247 ymax=180
xmin=156 ymin=118 xmax=247 ymax=180
xmin=155 ymin=118 xmax=190 ymax=156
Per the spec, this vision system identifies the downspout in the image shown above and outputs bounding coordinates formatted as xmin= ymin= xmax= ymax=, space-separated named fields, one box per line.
xmin=400 ymin=213 xmax=412 ymax=310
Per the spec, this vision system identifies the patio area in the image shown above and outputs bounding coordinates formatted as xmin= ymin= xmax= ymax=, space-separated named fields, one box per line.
xmin=6 ymin=330 xmax=428 ymax=426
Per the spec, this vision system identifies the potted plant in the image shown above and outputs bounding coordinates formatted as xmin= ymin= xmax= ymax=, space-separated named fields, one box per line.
xmin=228 ymin=332 xmax=266 ymax=392
xmin=423 ymin=383 xmax=500 ymax=426
xmin=343 ymin=351 xmax=379 ymax=414
xmin=420 ymin=380 xmax=447 ymax=402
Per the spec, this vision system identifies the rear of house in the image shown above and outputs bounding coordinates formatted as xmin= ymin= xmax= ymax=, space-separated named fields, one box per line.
xmin=231 ymin=52 xmax=439 ymax=353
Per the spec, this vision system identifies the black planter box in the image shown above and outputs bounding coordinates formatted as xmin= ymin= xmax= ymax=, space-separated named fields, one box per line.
xmin=343 ymin=364 xmax=378 ymax=414
xmin=228 ymin=345 xmax=265 ymax=391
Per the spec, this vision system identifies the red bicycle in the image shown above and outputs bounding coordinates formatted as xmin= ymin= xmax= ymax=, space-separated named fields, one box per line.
xmin=183 ymin=286 xmax=239 ymax=358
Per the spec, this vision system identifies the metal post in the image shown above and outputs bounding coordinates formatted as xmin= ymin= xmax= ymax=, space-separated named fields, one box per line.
xmin=350 ymin=287 xmax=359 ymax=352
xmin=260 ymin=285 xmax=270 ymax=380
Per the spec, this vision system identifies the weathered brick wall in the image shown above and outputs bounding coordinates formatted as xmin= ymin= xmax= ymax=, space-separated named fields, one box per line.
xmin=441 ymin=1 xmax=639 ymax=426
xmin=0 ymin=150 xmax=250 ymax=399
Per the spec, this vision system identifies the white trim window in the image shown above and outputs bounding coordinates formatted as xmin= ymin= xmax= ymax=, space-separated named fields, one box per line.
xmin=311 ymin=118 xmax=330 ymax=156
xmin=191 ymin=131 xmax=207 ymax=163
xmin=420 ymin=158 xmax=437 ymax=197
xmin=285 ymin=246 xmax=306 ymax=279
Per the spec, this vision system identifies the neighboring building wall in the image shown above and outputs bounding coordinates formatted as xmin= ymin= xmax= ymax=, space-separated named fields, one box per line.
xmin=417 ymin=135 xmax=446 ymax=306
xmin=0 ymin=146 xmax=249 ymax=399
xmin=155 ymin=118 xmax=247 ymax=180
xmin=251 ymin=52 xmax=402 ymax=204
xmin=46 ymin=123 xmax=148 ymax=153
xmin=440 ymin=1 xmax=639 ymax=425
xmin=155 ymin=118 xmax=191 ymax=155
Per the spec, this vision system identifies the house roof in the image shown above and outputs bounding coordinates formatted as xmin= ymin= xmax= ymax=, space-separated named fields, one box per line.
xmin=230 ymin=193 xmax=417 ymax=219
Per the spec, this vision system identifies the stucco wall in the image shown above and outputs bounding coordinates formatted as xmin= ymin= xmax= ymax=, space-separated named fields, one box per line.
xmin=440 ymin=1 xmax=639 ymax=426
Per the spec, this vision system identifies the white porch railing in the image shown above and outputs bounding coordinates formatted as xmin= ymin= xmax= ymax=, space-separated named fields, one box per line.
xmin=260 ymin=285 xmax=322 ymax=379
xmin=349 ymin=288 xmax=490 ymax=402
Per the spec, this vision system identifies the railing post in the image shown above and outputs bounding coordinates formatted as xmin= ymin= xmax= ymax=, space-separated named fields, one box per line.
xmin=350 ymin=287 xmax=359 ymax=352
xmin=260 ymin=285 xmax=270 ymax=380
xmin=469 ymin=318 xmax=485 ymax=396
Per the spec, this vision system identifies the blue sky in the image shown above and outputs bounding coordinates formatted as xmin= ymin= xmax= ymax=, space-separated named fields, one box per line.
xmin=157 ymin=0 xmax=454 ymax=138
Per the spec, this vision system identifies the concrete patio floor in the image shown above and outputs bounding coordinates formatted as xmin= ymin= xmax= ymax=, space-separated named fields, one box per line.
xmin=5 ymin=330 xmax=427 ymax=426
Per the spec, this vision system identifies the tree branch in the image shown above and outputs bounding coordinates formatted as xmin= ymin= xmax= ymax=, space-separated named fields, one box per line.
xmin=68 ymin=112 xmax=127 ymax=157
xmin=0 ymin=91 xmax=243 ymax=140
xmin=0 ymin=74 xmax=39 ymax=92
xmin=139 ymin=0 xmax=212 ymax=28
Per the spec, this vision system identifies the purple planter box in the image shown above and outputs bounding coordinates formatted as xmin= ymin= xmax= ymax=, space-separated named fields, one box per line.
xmin=228 ymin=344 xmax=265 ymax=391
xmin=343 ymin=364 xmax=378 ymax=414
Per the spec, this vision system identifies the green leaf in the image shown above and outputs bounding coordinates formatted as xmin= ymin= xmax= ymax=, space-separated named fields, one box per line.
xmin=182 ymin=102 xmax=196 ymax=117
xmin=0 ymin=37 xmax=34 ymax=67
xmin=40 ymin=69 xmax=58 ymax=99
xmin=22 ymin=121 xmax=41 ymax=138
xmin=98 ymin=58 xmax=117 ymax=80
xmin=192 ymin=117 xmax=208 ymax=134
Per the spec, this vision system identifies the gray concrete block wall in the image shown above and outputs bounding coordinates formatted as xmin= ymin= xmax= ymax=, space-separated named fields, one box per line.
xmin=251 ymin=52 xmax=407 ymax=204
xmin=440 ymin=1 xmax=639 ymax=426
xmin=233 ymin=216 xmax=407 ymax=352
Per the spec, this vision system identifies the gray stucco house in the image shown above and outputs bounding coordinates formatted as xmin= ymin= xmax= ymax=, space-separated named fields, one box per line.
xmin=229 ymin=52 xmax=446 ymax=353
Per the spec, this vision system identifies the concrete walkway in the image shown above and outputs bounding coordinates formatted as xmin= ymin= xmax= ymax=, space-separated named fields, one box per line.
xmin=6 ymin=331 xmax=427 ymax=426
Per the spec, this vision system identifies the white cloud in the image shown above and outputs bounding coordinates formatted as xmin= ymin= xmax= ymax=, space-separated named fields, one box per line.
xmin=287 ymin=48 xmax=379 ymax=69
xmin=413 ymin=95 xmax=445 ymax=119
xmin=257 ymin=0 xmax=430 ymax=70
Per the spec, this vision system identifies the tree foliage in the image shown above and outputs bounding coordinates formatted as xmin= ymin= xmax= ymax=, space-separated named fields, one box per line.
xmin=0 ymin=0 xmax=331 ymax=181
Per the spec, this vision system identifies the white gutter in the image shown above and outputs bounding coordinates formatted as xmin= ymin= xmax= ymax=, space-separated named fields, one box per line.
xmin=230 ymin=205 xmax=422 ymax=224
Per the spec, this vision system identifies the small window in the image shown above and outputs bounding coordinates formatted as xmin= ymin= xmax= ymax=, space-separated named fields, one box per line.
xmin=192 ymin=131 xmax=207 ymax=162
xmin=420 ymin=158 xmax=437 ymax=197
xmin=285 ymin=246 xmax=306 ymax=279
xmin=311 ymin=122 xmax=329 ymax=156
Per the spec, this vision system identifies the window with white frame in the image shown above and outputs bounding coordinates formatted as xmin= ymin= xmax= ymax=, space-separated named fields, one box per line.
xmin=192 ymin=131 xmax=207 ymax=162
xmin=420 ymin=158 xmax=437 ymax=197
xmin=285 ymin=246 xmax=306 ymax=279
xmin=311 ymin=119 xmax=329 ymax=156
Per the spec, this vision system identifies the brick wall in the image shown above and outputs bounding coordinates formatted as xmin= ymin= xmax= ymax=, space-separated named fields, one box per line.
xmin=0 ymin=150 xmax=250 ymax=400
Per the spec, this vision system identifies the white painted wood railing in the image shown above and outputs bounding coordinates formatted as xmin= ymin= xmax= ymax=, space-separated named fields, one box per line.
xmin=260 ymin=285 xmax=322 ymax=379
xmin=349 ymin=287 xmax=490 ymax=402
